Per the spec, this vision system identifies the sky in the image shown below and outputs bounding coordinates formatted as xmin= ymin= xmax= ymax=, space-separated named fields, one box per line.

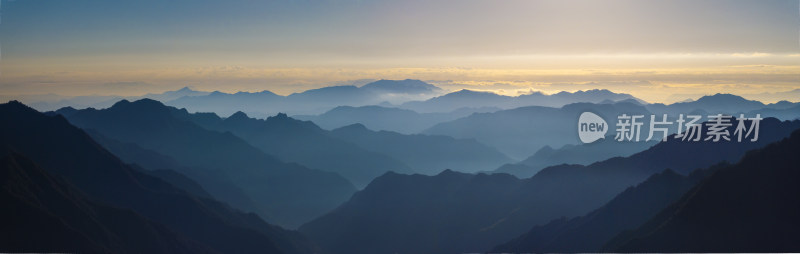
xmin=0 ymin=0 xmax=798 ymax=103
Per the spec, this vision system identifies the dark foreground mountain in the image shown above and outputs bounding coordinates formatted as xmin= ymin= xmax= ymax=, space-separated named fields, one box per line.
xmin=54 ymin=99 xmax=356 ymax=228
xmin=0 ymin=101 xmax=318 ymax=253
xmin=493 ymin=165 xmax=718 ymax=253
xmin=300 ymin=117 xmax=800 ymax=254
xmin=178 ymin=110 xmax=413 ymax=188
xmin=606 ymin=129 xmax=800 ymax=252
xmin=0 ymin=153 xmax=213 ymax=253
xmin=300 ymin=170 xmax=527 ymax=254
xmin=330 ymin=123 xmax=512 ymax=174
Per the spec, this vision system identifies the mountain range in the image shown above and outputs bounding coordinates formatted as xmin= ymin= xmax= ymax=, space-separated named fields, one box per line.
xmin=606 ymin=129 xmax=800 ymax=252
xmin=329 ymin=123 xmax=512 ymax=175
xmin=399 ymin=88 xmax=643 ymax=113
xmin=168 ymin=79 xmax=444 ymax=117
xmin=175 ymin=110 xmax=414 ymax=188
xmin=295 ymin=105 xmax=499 ymax=134
xmin=423 ymin=101 xmax=652 ymax=159
xmin=0 ymin=101 xmax=319 ymax=253
xmin=493 ymin=165 xmax=719 ymax=252
xmin=54 ymin=99 xmax=357 ymax=228
xmin=299 ymin=117 xmax=800 ymax=254
xmin=493 ymin=137 xmax=658 ymax=178
xmin=4 ymin=84 xmax=800 ymax=253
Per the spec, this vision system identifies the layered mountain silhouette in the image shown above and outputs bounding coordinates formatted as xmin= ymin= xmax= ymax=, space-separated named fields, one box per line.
xmin=493 ymin=165 xmax=719 ymax=253
xmin=400 ymin=89 xmax=642 ymax=113
xmin=82 ymin=130 xmax=263 ymax=214
xmin=748 ymin=103 xmax=800 ymax=121
xmin=0 ymin=100 xmax=319 ymax=253
xmin=54 ymin=99 xmax=356 ymax=228
xmin=424 ymin=101 xmax=652 ymax=159
xmin=161 ymin=104 xmax=509 ymax=187
xmin=295 ymin=105 xmax=498 ymax=134
xmin=176 ymin=110 xmax=413 ymax=188
xmin=646 ymin=93 xmax=767 ymax=116
xmin=300 ymin=117 xmax=800 ymax=254
xmin=493 ymin=138 xmax=657 ymax=178
xmin=606 ymin=129 xmax=800 ymax=252
xmin=330 ymin=123 xmax=512 ymax=174
xmin=168 ymin=79 xmax=444 ymax=117
xmin=28 ymin=86 xmax=210 ymax=112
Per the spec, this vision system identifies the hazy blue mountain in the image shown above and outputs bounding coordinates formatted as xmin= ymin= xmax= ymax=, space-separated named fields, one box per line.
xmin=494 ymin=137 xmax=658 ymax=178
xmin=360 ymin=79 xmax=442 ymax=95
xmin=0 ymin=100 xmax=320 ymax=254
xmin=646 ymin=93 xmax=766 ymax=116
xmin=136 ymin=86 xmax=211 ymax=102
xmin=330 ymin=123 xmax=512 ymax=174
xmin=766 ymin=100 xmax=800 ymax=110
xmin=55 ymin=99 xmax=356 ymax=228
xmin=27 ymin=86 xmax=210 ymax=112
xmin=400 ymin=89 xmax=641 ymax=113
xmin=182 ymin=110 xmax=413 ymax=189
xmin=83 ymin=130 xmax=263 ymax=214
xmin=607 ymin=129 xmax=800 ymax=252
xmin=295 ymin=105 xmax=498 ymax=134
xmin=747 ymin=104 xmax=800 ymax=121
xmin=400 ymin=89 xmax=509 ymax=113
xmin=167 ymin=79 xmax=445 ymax=117
xmin=0 ymin=153 xmax=214 ymax=253
xmin=424 ymin=102 xmax=652 ymax=159
xmin=300 ymin=117 xmax=800 ymax=254
xmin=168 ymin=90 xmax=282 ymax=118
xmin=493 ymin=165 xmax=718 ymax=253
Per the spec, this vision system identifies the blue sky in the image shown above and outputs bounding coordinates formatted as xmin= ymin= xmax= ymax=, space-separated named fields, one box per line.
xmin=0 ymin=0 xmax=798 ymax=102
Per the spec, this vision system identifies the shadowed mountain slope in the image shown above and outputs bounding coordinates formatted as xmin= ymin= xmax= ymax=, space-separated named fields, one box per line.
xmin=0 ymin=100 xmax=320 ymax=253
xmin=54 ymin=99 xmax=356 ymax=228
xmin=606 ymin=129 xmax=800 ymax=252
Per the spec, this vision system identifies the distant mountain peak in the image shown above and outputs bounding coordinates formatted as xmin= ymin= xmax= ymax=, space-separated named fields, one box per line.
xmin=6 ymin=100 xmax=25 ymax=106
xmin=111 ymin=99 xmax=131 ymax=107
xmin=271 ymin=112 xmax=288 ymax=119
xmin=337 ymin=123 xmax=370 ymax=132
xmin=1 ymin=100 xmax=40 ymax=116
xmin=106 ymin=99 xmax=174 ymax=117
xmin=361 ymin=79 xmax=442 ymax=94
xmin=696 ymin=93 xmax=748 ymax=102
xmin=125 ymin=98 xmax=169 ymax=109
xmin=227 ymin=111 xmax=249 ymax=120
xmin=449 ymin=89 xmax=497 ymax=97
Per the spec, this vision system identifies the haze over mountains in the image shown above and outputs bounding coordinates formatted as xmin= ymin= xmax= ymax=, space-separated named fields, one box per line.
xmin=55 ymin=99 xmax=357 ymax=228
xmin=300 ymin=117 xmax=800 ymax=254
xmin=0 ymin=101 xmax=319 ymax=253
xmin=3 ymin=79 xmax=800 ymax=253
